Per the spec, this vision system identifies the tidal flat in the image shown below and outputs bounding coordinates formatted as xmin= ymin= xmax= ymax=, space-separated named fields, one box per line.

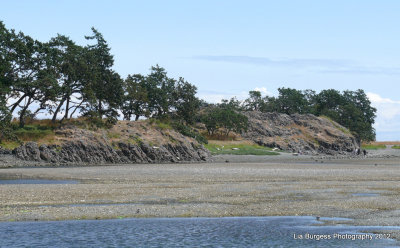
xmin=1 ymin=153 xmax=400 ymax=239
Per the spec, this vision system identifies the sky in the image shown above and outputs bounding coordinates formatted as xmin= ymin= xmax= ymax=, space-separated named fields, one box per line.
xmin=1 ymin=0 xmax=400 ymax=140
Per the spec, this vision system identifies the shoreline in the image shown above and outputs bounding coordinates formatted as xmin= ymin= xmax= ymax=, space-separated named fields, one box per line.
xmin=1 ymin=150 xmax=400 ymax=239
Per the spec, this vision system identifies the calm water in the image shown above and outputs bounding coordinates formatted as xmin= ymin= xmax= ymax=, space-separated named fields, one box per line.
xmin=0 ymin=216 xmax=399 ymax=248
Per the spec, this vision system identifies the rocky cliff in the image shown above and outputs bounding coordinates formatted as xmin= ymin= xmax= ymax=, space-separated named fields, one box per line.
xmin=1 ymin=112 xmax=361 ymax=165
xmin=242 ymin=111 xmax=359 ymax=155
xmin=10 ymin=121 xmax=210 ymax=164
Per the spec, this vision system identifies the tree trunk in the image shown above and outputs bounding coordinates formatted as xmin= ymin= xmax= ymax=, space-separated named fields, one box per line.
xmin=19 ymin=97 xmax=32 ymax=128
xmin=63 ymin=97 xmax=70 ymax=121
xmin=10 ymin=93 xmax=27 ymax=114
xmin=69 ymin=100 xmax=83 ymax=119
xmin=52 ymin=97 xmax=66 ymax=123
xmin=135 ymin=115 xmax=140 ymax=121
xmin=98 ymin=100 xmax=102 ymax=118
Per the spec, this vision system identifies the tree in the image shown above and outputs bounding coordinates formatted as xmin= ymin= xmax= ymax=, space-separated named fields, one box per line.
xmin=341 ymin=89 xmax=376 ymax=141
xmin=275 ymin=87 xmax=308 ymax=115
xmin=201 ymin=104 xmax=248 ymax=137
xmin=201 ymin=107 xmax=220 ymax=136
xmin=0 ymin=97 xmax=15 ymax=143
xmin=303 ymin=89 xmax=317 ymax=114
xmin=145 ymin=65 xmax=176 ymax=117
xmin=47 ymin=35 xmax=88 ymax=123
xmin=219 ymin=108 xmax=248 ymax=136
xmin=122 ymin=74 xmax=149 ymax=121
xmin=0 ymin=22 xmax=13 ymax=138
xmin=81 ymin=28 xmax=124 ymax=120
xmin=259 ymin=96 xmax=278 ymax=112
xmin=5 ymin=29 xmax=59 ymax=127
xmin=0 ymin=21 xmax=13 ymax=96
xmin=244 ymin=91 xmax=264 ymax=111
xmin=314 ymin=89 xmax=343 ymax=120
xmin=174 ymin=77 xmax=200 ymax=124
xmin=220 ymin=97 xmax=242 ymax=111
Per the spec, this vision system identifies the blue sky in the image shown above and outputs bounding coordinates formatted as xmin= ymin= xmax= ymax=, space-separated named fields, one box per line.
xmin=1 ymin=0 xmax=400 ymax=140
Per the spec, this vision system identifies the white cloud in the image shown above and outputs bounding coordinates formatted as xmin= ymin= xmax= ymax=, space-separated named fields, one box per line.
xmin=367 ymin=92 xmax=400 ymax=104
xmin=367 ymin=92 xmax=400 ymax=119
xmin=197 ymin=90 xmax=250 ymax=104
xmin=367 ymin=92 xmax=400 ymax=140
xmin=197 ymin=93 xmax=232 ymax=104
xmin=253 ymin=87 xmax=273 ymax=96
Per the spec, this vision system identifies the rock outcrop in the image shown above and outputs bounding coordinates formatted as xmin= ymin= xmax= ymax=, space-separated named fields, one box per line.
xmin=11 ymin=122 xmax=210 ymax=164
xmin=13 ymin=141 xmax=209 ymax=164
xmin=242 ymin=111 xmax=358 ymax=155
xmin=0 ymin=147 xmax=12 ymax=155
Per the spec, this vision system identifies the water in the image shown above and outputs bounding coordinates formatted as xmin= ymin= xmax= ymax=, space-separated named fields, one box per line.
xmin=0 ymin=216 xmax=399 ymax=247
xmin=352 ymin=193 xmax=380 ymax=197
xmin=0 ymin=179 xmax=78 ymax=184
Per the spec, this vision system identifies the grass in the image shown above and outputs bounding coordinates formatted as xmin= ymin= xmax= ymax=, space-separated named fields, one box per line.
xmin=204 ymin=143 xmax=280 ymax=156
xmin=0 ymin=122 xmax=56 ymax=149
xmin=149 ymin=118 xmax=172 ymax=130
xmin=107 ymin=131 xmax=121 ymax=139
xmin=128 ymin=135 xmax=143 ymax=145
xmin=0 ymin=141 xmax=21 ymax=150
xmin=14 ymin=125 xmax=54 ymax=141
xmin=392 ymin=145 xmax=400 ymax=149
xmin=362 ymin=144 xmax=386 ymax=150
xmin=320 ymin=115 xmax=351 ymax=135
xmin=204 ymin=133 xmax=238 ymax=141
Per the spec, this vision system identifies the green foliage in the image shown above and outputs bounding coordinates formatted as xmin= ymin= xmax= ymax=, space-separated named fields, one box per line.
xmin=204 ymin=143 xmax=279 ymax=155
xmin=1 ymin=20 xmax=378 ymax=145
xmin=392 ymin=145 xmax=400 ymax=149
xmin=122 ymin=74 xmax=149 ymax=121
xmin=172 ymin=122 xmax=208 ymax=144
xmin=0 ymin=96 xmax=17 ymax=143
xmin=0 ymin=141 xmax=21 ymax=150
xmin=107 ymin=131 xmax=121 ymax=139
xmin=244 ymin=91 xmax=263 ymax=111
xmin=243 ymin=88 xmax=377 ymax=142
xmin=120 ymin=66 xmax=200 ymax=124
xmin=86 ymin=115 xmax=117 ymax=129
xmin=47 ymin=34 xmax=88 ymax=123
xmin=13 ymin=125 xmax=53 ymax=141
xmin=3 ymin=25 xmax=59 ymax=128
xmin=128 ymin=135 xmax=143 ymax=145
xmin=201 ymin=104 xmax=248 ymax=137
xmin=320 ymin=115 xmax=351 ymax=134
xmin=81 ymin=28 xmax=124 ymax=120
xmin=361 ymin=144 xmax=386 ymax=150
xmin=155 ymin=119 xmax=172 ymax=130
xmin=275 ymin=87 xmax=308 ymax=114
xmin=174 ymin=77 xmax=200 ymax=124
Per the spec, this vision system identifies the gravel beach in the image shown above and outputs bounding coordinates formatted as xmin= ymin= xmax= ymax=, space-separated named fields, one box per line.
xmin=1 ymin=148 xmax=400 ymax=236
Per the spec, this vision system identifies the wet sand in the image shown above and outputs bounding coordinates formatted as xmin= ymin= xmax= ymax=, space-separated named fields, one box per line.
xmin=1 ymin=150 xmax=400 ymax=237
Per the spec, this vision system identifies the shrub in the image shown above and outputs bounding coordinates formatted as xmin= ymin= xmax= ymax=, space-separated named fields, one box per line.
xmin=172 ymin=122 xmax=208 ymax=144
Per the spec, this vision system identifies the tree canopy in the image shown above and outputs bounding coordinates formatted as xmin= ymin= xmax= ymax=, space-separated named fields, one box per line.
xmin=242 ymin=88 xmax=377 ymax=141
xmin=0 ymin=20 xmax=377 ymax=144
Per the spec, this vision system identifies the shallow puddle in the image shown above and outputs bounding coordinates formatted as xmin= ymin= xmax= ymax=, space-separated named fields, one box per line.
xmin=0 ymin=179 xmax=79 ymax=184
xmin=352 ymin=193 xmax=380 ymax=197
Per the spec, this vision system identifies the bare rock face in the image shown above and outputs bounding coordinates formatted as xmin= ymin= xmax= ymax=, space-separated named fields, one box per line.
xmin=12 ymin=123 xmax=210 ymax=164
xmin=13 ymin=140 xmax=210 ymax=164
xmin=242 ymin=111 xmax=359 ymax=155
xmin=0 ymin=147 xmax=12 ymax=155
